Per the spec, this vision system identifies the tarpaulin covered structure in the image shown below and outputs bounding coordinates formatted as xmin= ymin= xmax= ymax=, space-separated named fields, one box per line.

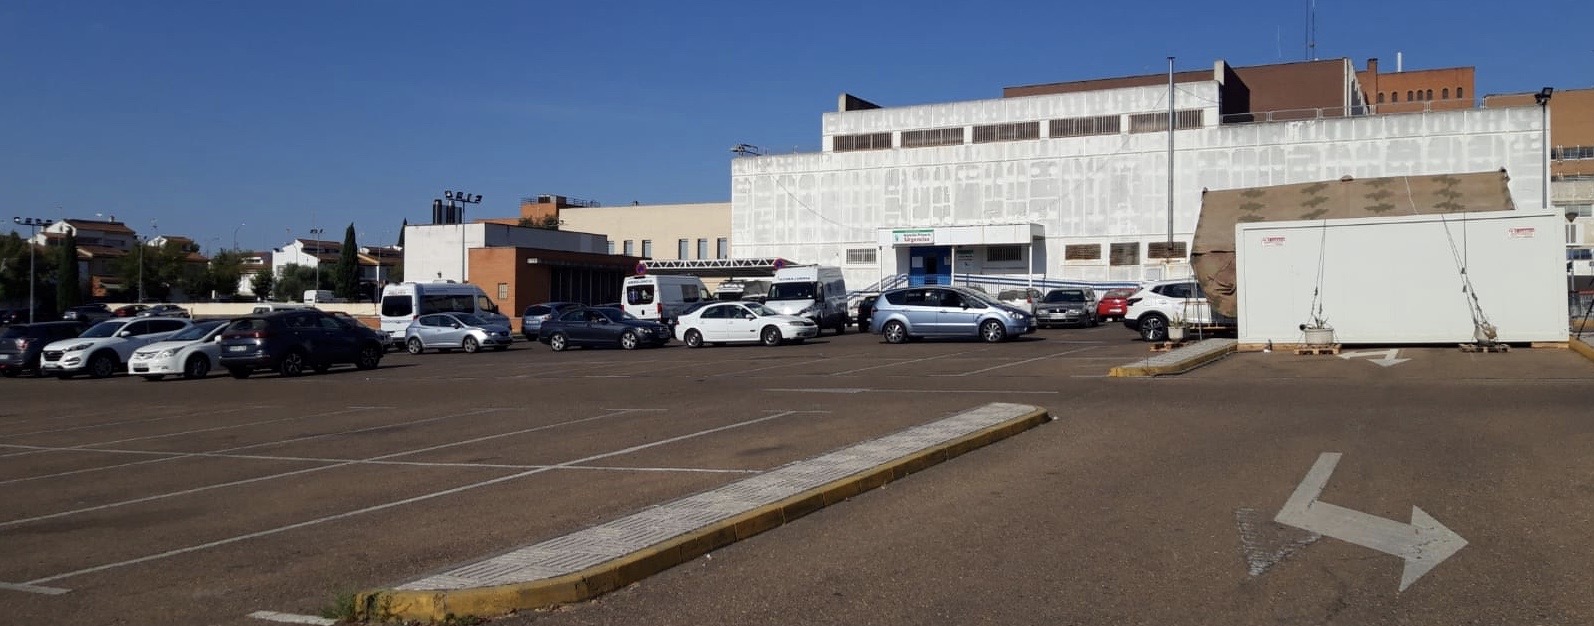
xmin=1191 ymin=170 xmax=1516 ymax=318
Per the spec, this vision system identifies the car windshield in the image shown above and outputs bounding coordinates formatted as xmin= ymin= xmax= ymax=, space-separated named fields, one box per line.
xmin=80 ymin=321 xmax=124 ymax=338
xmin=454 ymin=313 xmax=487 ymax=326
xmin=766 ymin=282 xmax=816 ymax=301
xmin=0 ymin=327 xmax=28 ymax=339
xmin=594 ymin=307 xmax=637 ymax=321
xmin=743 ymin=303 xmax=781 ymax=317
xmin=168 ymin=321 xmax=224 ymax=342
xmin=1044 ymin=290 xmax=1086 ymax=303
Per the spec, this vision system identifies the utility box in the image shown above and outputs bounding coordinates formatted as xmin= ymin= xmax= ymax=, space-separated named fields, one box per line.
xmin=1235 ymin=211 xmax=1568 ymax=345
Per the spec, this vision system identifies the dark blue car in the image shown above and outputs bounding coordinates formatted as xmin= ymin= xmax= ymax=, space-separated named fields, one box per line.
xmin=538 ymin=307 xmax=672 ymax=351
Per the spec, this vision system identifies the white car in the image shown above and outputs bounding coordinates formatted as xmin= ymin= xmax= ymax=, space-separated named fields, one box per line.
xmin=40 ymin=317 xmax=192 ymax=378
xmin=997 ymin=288 xmax=1042 ymax=315
xmin=675 ymin=301 xmax=819 ymax=348
xmin=129 ymin=319 xmax=230 ymax=381
xmin=1121 ymin=279 xmax=1218 ymax=342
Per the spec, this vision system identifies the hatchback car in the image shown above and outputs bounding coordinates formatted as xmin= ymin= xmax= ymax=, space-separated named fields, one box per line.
xmin=1036 ymin=288 xmax=1099 ymax=328
xmin=62 ymin=304 xmax=114 ymax=323
xmin=674 ymin=302 xmax=818 ymax=348
xmin=137 ymin=304 xmax=191 ymax=318
xmin=538 ymin=307 xmax=673 ymax=351
xmin=1096 ymin=288 xmax=1137 ymax=322
xmin=870 ymin=286 xmax=1035 ymax=343
xmin=996 ymin=288 xmax=1042 ymax=315
xmin=405 ymin=312 xmax=514 ymax=354
xmin=0 ymin=322 xmax=87 ymax=377
xmin=520 ymin=302 xmax=582 ymax=340
xmin=112 ymin=304 xmax=149 ymax=318
xmin=218 ymin=310 xmax=385 ymax=378
xmin=129 ymin=319 xmax=229 ymax=380
xmin=39 ymin=317 xmax=192 ymax=378
xmin=854 ymin=293 xmax=881 ymax=333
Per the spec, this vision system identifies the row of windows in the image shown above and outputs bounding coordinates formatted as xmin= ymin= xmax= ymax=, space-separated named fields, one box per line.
xmin=1374 ymin=86 xmax=1464 ymax=104
xmin=832 ymin=109 xmax=1203 ymax=152
xmin=611 ymin=237 xmax=730 ymax=260
xmin=1068 ymin=241 xmax=1189 ymax=265
xmin=1553 ymin=145 xmax=1594 ymax=161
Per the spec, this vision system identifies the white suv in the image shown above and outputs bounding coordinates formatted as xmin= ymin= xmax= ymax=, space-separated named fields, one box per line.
xmin=1122 ymin=280 xmax=1217 ymax=342
xmin=40 ymin=317 xmax=192 ymax=378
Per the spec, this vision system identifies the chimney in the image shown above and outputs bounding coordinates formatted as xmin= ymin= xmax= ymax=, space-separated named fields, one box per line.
xmin=1396 ymin=52 xmax=1403 ymax=73
xmin=1367 ymin=58 xmax=1378 ymax=74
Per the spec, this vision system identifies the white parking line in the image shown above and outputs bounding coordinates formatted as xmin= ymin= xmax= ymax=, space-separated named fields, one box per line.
xmin=936 ymin=346 xmax=1098 ymax=377
xmin=0 ymin=444 xmax=761 ymax=474
xmin=707 ymin=357 xmax=832 ymax=378
xmin=10 ymin=409 xmax=808 ymax=589
xmin=766 ymin=387 xmax=1059 ymax=395
xmin=247 ymin=610 xmax=336 ymax=625
xmin=827 ymin=347 xmax=991 ymax=377
xmin=0 ymin=406 xmax=375 ymax=459
xmin=0 ymin=405 xmax=277 ymax=440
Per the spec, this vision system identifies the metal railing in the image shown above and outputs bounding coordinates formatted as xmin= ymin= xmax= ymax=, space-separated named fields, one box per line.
xmin=1571 ymin=291 xmax=1594 ymax=340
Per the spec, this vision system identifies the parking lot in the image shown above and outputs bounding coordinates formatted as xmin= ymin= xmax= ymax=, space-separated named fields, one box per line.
xmin=2 ymin=325 xmax=1592 ymax=625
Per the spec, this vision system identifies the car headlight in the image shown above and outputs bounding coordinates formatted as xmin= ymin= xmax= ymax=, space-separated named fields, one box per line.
xmin=65 ymin=342 xmax=93 ymax=352
xmin=784 ymin=320 xmax=808 ymax=326
xmin=156 ymin=349 xmax=178 ymax=358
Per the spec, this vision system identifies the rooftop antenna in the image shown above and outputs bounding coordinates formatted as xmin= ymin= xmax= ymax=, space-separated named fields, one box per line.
xmin=1305 ymin=0 xmax=1317 ymax=60
xmin=731 ymin=143 xmax=763 ymax=157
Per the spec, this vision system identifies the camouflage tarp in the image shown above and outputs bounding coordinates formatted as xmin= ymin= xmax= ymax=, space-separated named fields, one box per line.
xmin=1192 ymin=170 xmax=1516 ymax=318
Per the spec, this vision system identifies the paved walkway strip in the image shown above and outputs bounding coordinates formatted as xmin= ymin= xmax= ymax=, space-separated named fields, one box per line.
xmin=1109 ymin=338 xmax=1237 ymax=377
xmin=356 ymin=402 xmax=1050 ymax=622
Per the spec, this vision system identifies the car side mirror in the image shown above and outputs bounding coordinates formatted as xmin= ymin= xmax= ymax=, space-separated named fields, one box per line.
xmin=117 ymin=331 xmax=131 ymax=338
xmin=451 ymin=323 xmax=462 ymax=329
xmin=744 ymin=314 xmax=757 ymax=321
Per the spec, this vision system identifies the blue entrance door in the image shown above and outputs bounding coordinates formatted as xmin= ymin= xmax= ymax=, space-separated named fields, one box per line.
xmin=908 ymin=246 xmax=952 ymax=286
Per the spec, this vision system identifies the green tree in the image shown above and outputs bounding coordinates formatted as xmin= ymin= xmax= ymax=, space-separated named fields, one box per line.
xmin=272 ymin=263 xmax=321 ymax=302
xmin=0 ymin=233 xmax=56 ymax=306
xmin=56 ymin=231 xmax=80 ymax=311
xmin=333 ymin=224 xmax=359 ymax=300
xmin=207 ymin=250 xmax=244 ymax=298
xmin=115 ymin=240 xmax=192 ymax=302
xmin=250 ymin=268 xmax=275 ymax=301
xmin=391 ymin=261 xmax=404 ymax=283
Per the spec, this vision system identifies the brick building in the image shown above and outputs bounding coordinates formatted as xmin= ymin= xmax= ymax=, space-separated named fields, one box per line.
xmin=1357 ymin=57 xmax=1475 ymax=114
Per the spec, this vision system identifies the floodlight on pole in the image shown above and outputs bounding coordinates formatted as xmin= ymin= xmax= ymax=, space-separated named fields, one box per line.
xmin=1536 ymin=87 xmax=1553 ymax=210
xmin=12 ymin=217 xmax=54 ymax=324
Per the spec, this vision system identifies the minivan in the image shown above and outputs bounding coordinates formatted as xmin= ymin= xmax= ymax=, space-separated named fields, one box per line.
xmin=869 ymin=286 xmax=1036 ymax=344
xmin=622 ymin=275 xmax=709 ymax=324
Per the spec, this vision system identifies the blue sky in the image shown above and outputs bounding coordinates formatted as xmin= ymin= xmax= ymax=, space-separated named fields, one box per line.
xmin=2 ymin=0 xmax=1589 ymax=253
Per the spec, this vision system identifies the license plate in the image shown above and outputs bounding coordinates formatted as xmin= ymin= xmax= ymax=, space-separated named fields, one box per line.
xmin=132 ymin=365 xmax=147 ymax=372
xmin=227 ymin=345 xmax=248 ymax=352
xmin=0 ymin=354 xmax=10 ymax=361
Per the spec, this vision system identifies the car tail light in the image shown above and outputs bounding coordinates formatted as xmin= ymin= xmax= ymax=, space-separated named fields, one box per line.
xmin=1126 ymin=297 xmax=1142 ymax=306
xmin=656 ymin=302 xmax=662 ymax=317
xmin=12 ymin=338 xmax=26 ymax=350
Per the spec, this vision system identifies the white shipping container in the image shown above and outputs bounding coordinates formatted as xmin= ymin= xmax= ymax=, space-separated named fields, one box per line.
xmin=1236 ymin=211 xmax=1568 ymax=345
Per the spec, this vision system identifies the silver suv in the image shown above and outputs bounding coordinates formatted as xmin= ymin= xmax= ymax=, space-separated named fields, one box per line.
xmin=870 ymin=286 xmax=1035 ymax=343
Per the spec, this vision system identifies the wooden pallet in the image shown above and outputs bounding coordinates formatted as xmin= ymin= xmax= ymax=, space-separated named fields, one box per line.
xmin=1293 ymin=344 xmax=1341 ymax=355
xmin=1459 ymin=343 xmax=1511 ymax=353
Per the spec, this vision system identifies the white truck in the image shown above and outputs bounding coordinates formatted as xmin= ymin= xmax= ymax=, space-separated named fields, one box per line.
xmin=763 ymin=265 xmax=848 ymax=335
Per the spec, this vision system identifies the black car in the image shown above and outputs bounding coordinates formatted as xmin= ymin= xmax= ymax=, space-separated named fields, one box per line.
xmin=855 ymin=294 xmax=880 ymax=333
xmin=217 ymin=310 xmax=384 ymax=378
xmin=538 ymin=307 xmax=672 ymax=351
xmin=0 ymin=307 xmax=58 ymax=326
xmin=137 ymin=304 xmax=191 ymax=319
xmin=0 ymin=322 xmax=87 ymax=377
xmin=62 ymin=304 xmax=114 ymax=323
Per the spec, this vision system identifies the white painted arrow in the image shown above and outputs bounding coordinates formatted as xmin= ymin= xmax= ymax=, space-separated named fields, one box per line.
xmin=1338 ymin=348 xmax=1410 ymax=367
xmin=1274 ymin=453 xmax=1467 ymax=592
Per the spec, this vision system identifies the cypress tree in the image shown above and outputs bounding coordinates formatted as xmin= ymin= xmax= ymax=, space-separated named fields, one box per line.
xmin=397 ymin=218 xmax=407 ymax=247
xmin=334 ymin=224 xmax=359 ymax=300
xmin=56 ymin=231 xmax=80 ymax=311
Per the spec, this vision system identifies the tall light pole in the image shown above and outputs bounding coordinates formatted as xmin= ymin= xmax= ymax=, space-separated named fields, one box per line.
xmin=137 ymin=235 xmax=148 ymax=304
xmin=1535 ymin=87 xmax=1554 ymax=209
xmin=232 ymin=223 xmax=246 ymax=252
xmin=12 ymin=217 xmax=54 ymax=324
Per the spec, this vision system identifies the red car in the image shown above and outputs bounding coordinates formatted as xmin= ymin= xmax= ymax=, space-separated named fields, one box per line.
xmin=1096 ymin=288 xmax=1137 ymax=322
xmin=113 ymin=304 xmax=149 ymax=317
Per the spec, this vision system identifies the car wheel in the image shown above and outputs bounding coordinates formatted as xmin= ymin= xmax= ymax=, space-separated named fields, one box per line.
xmin=684 ymin=329 xmax=704 ymax=348
xmin=883 ymin=321 xmax=908 ymax=344
xmin=88 ymin=353 xmax=117 ymax=379
xmin=619 ymin=330 xmax=640 ymax=350
xmin=142 ymin=375 xmax=164 ymax=381
xmin=834 ymin=320 xmax=845 ymax=335
xmin=980 ymin=320 xmax=1007 ymax=343
xmin=549 ymin=333 xmax=569 ymax=352
xmin=463 ymin=336 xmax=480 ymax=353
xmin=228 ymin=367 xmax=252 ymax=379
xmin=406 ymin=338 xmax=425 ymax=355
xmin=183 ymin=355 xmax=210 ymax=380
xmin=760 ymin=326 xmax=783 ymax=347
xmin=356 ymin=345 xmax=382 ymax=370
xmin=278 ymin=351 xmax=306 ymax=377
xmin=1138 ymin=314 xmax=1169 ymax=342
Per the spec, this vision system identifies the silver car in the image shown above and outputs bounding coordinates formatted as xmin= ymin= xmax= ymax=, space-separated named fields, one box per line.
xmin=403 ymin=313 xmax=513 ymax=354
xmin=869 ymin=286 xmax=1036 ymax=343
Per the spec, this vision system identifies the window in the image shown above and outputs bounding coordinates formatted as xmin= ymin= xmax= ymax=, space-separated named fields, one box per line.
xmin=716 ymin=237 xmax=728 ymax=259
xmin=1553 ymin=146 xmax=1594 ymax=160
xmin=1456 ymin=87 xmax=1464 ymax=100
xmin=972 ymin=121 xmax=1040 ymax=143
xmin=1426 ymin=89 xmax=1433 ymax=100
xmin=1391 ymin=92 xmax=1399 ymax=103
xmin=1407 ymin=90 xmax=1414 ymax=101
xmin=1109 ymin=242 xmax=1140 ymax=266
xmin=1048 ymin=115 xmax=1120 ymax=138
xmin=1155 ymin=282 xmax=1192 ymax=299
xmin=1377 ymin=92 xmax=1385 ymax=104
xmin=1128 ymin=109 xmax=1204 ymax=133
xmin=497 ymin=282 xmax=509 ymax=300
xmin=318 ymin=316 xmax=345 ymax=330
xmin=833 ymin=132 xmax=892 ymax=152
xmin=678 ymin=239 xmax=689 ymax=259
xmin=901 ymin=127 xmax=965 ymax=148
xmin=682 ymin=284 xmax=703 ymax=303
xmin=1442 ymin=88 xmax=1450 ymax=100
xmin=641 ymin=240 xmax=652 ymax=258
xmin=845 ymin=248 xmax=877 ymax=264
xmin=1555 ymin=203 xmax=1593 ymax=218
xmin=626 ymin=285 xmax=655 ymax=305
xmin=559 ymin=309 xmax=586 ymax=323
xmin=381 ymin=295 xmax=412 ymax=317
xmin=420 ymin=294 xmax=475 ymax=315
xmin=1147 ymin=241 xmax=1188 ymax=259
xmin=1064 ymin=244 xmax=1101 ymax=261
xmin=985 ymin=246 xmax=1023 ymax=263
xmin=697 ymin=238 xmax=708 ymax=260
xmin=607 ymin=241 xmax=614 ymax=254
xmin=623 ymin=240 xmax=634 ymax=256
xmin=938 ymin=291 xmax=967 ymax=309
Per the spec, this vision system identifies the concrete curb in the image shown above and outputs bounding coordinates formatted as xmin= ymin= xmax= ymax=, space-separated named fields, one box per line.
xmin=354 ymin=405 xmax=1051 ymax=622
xmin=1109 ymin=338 xmax=1236 ymax=377
xmin=1570 ymin=335 xmax=1594 ymax=363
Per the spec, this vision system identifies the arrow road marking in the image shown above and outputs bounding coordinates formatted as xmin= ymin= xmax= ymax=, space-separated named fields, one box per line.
xmin=1338 ymin=348 xmax=1411 ymax=368
xmin=1274 ymin=453 xmax=1467 ymax=592
xmin=1234 ymin=507 xmax=1320 ymax=576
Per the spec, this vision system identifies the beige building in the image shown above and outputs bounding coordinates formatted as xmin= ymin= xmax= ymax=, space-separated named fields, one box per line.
xmin=513 ymin=195 xmax=731 ymax=262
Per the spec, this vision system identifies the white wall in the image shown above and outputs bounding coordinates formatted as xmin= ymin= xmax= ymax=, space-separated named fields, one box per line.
xmin=733 ymin=98 xmax=1547 ymax=291
xmin=403 ymin=223 xmax=610 ymax=283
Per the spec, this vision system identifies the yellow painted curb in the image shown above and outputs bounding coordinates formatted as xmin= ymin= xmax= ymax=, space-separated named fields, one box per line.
xmin=1109 ymin=343 xmax=1235 ymax=377
xmin=1570 ymin=335 xmax=1594 ymax=363
xmin=356 ymin=405 xmax=1051 ymax=623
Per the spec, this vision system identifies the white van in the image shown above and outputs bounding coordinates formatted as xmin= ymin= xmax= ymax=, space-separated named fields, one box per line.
xmin=303 ymin=289 xmax=344 ymax=304
xmin=622 ymin=275 xmax=709 ymax=323
xmin=379 ymin=281 xmax=510 ymax=346
xmin=764 ymin=265 xmax=848 ymax=334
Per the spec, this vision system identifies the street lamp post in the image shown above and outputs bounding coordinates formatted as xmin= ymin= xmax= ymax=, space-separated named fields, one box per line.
xmin=12 ymin=217 xmax=54 ymax=324
xmin=137 ymin=235 xmax=147 ymax=304
xmin=1535 ymin=87 xmax=1554 ymax=209
xmin=233 ymin=223 xmax=246 ymax=252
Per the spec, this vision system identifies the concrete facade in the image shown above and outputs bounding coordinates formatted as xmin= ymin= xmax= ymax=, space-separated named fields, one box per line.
xmin=506 ymin=196 xmax=732 ymax=261
xmin=732 ymin=78 xmax=1547 ymax=292
xmin=402 ymin=222 xmax=609 ymax=284
xmin=1485 ymin=87 xmax=1594 ymax=245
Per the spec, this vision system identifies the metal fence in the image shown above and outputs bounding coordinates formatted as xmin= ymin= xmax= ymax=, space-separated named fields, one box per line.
xmin=1571 ymin=291 xmax=1594 ymax=339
